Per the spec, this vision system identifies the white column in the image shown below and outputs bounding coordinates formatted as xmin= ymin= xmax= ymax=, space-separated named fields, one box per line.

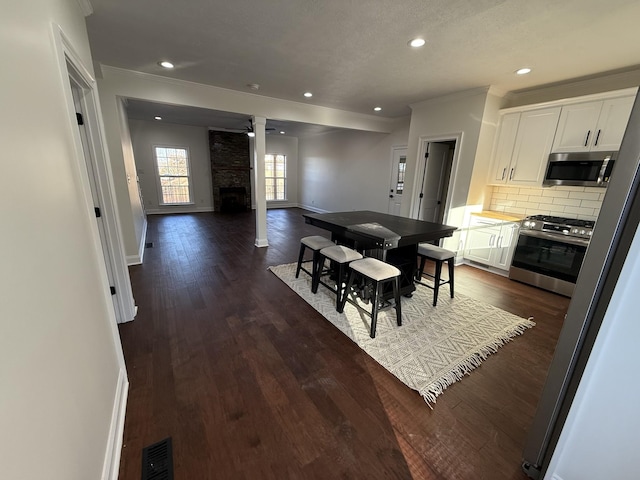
xmin=252 ymin=116 xmax=268 ymax=247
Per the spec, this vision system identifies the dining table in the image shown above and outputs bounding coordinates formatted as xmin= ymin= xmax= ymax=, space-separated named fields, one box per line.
xmin=303 ymin=210 xmax=457 ymax=298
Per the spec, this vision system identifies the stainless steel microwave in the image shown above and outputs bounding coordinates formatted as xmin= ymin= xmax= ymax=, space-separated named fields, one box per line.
xmin=543 ymin=151 xmax=617 ymax=187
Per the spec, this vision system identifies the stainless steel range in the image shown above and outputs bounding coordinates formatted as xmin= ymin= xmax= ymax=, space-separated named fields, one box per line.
xmin=509 ymin=215 xmax=594 ymax=297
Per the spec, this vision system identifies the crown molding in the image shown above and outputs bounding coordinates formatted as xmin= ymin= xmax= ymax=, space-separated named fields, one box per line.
xmin=505 ymin=66 xmax=640 ymax=109
xmin=409 ymin=86 xmax=492 ymax=110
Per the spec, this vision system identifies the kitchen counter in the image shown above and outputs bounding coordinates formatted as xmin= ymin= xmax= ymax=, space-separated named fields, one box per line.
xmin=471 ymin=211 xmax=524 ymax=223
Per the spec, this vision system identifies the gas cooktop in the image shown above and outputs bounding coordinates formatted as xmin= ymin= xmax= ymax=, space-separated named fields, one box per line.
xmin=522 ymin=215 xmax=595 ymax=239
xmin=525 ymin=215 xmax=595 ymax=229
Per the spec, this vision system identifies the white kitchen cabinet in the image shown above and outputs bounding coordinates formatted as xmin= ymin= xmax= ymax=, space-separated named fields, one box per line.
xmin=552 ymin=95 xmax=635 ymax=153
xmin=488 ymin=112 xmax=520 ymax=184
xmin=493 ymin=221 xmax=519 ymax=270
xmin=488 ymin=107 xmax=561 ymax=186
xmin=464 ymin=215 xmax=519 ymax=271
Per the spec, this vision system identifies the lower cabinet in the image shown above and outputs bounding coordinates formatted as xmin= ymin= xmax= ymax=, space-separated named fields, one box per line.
xmin=463 ymin=215 xmax=519 ymax=271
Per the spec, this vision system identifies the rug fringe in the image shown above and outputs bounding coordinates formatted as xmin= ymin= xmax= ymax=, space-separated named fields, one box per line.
xmin=420 ymin=321 xmax=535 ymax=406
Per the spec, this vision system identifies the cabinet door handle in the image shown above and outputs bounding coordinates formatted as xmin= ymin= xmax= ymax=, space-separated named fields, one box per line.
xmin=594 ymin=129 xmax=601 ymax=146
xmin=489 ymin=234 xmax=496 ymax=246
xmin=509 ymin=168 xmax=514 ymax=180
xmin=501 ymin=167 xmax=506 ymax=180
xmin=584 ymin=130 xmax=591 ymax=147
xmin=497 ymin=235 xmax=503 ymax=248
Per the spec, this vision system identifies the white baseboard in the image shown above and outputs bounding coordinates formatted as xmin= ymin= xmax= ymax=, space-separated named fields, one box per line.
xmin=126 ymin=254 xmax=142 ymax=266
xmin=145 ymin=206 xmax=214 ymax=215
xmin=266 ymin=202 xmax=297 ymax=209
xmin=297 ymin=203 xmax=329 ymax=213
xmin=101 ymin=368 xmax=129 ymax=480
xmin=462 ymin=259 xmax=510 ymax=277
xmin=255 ymin=237 xmax=269 ymax=247
xmin=126 ymin=216 xmax=148 ymax=266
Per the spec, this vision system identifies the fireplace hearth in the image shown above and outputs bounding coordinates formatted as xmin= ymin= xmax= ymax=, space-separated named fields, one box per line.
xmin=219 ymin=187 xmax=248 ymax=213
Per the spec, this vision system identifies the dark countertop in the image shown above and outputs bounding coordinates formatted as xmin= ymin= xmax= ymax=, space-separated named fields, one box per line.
xmin=303 ymin=210 xmax=457 ymax=247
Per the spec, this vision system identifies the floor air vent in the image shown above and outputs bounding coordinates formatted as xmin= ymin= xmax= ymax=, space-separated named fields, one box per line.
xmin=141 ymin=437 xmax=174 ymax=480
xmin=145 ymin=242 xmax=154 ymax=248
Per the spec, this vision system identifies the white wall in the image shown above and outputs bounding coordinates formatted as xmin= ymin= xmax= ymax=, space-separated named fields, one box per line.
xmin=543 ymin=223 xmax=640 ymax=480
xmin=0 ymin=1 xmax=126 ymax=479
xmin=129 ymin=120 xmax=213 ymax=214
xmin=297 ymin=122 xmax=410 ymax=213
xmin=265 ymin=135 xmax=299 ymax=208
xmin=405 ymin=88 xmax=495 ymax=252
xmin=111 ymin=99 xmax=146 ymax=264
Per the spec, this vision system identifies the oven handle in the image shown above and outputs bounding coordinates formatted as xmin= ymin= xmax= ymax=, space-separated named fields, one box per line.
xmin=518 ymin=229 xmax=590 ymax=247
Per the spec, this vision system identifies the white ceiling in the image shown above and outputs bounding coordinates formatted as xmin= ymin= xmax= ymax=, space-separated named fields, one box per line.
xmin=87 ymin=0 xmax=640 ymax=130
xmin=124 ymin=99 xmax=343 ymax=137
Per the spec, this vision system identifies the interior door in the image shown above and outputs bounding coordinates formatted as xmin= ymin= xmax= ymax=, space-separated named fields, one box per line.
xmin=70 ymin=77 xmax=119 ymax=314
xmin=418 ymin=142 xmax=451 ymax=222
xmin=388 ymin=147 xmax=407 ymax=215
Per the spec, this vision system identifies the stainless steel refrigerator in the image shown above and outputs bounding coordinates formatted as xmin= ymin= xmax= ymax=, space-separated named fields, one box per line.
xmin=522 ymin=89 xmax=640 ymax=479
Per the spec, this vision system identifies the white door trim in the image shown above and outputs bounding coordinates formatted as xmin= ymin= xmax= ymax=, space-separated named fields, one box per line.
xmin=409 ymin=133 xmax=463 ymax=225
xmin=388 ymin=144 xmax=408 ymax=215
xmin=52 ymin=24 xmax=136 ymax=325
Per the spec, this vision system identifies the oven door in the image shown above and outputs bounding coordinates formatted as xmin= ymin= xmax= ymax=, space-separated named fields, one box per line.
xmin=510 ymin=230 xmax=589 ymax=291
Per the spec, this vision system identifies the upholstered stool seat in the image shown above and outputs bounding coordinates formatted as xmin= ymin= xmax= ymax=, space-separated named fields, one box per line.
xmin=295 ymin=235 xmax=335 ymax=286
xmin=416 ymin=243 xmax=455 ymax=306
xmin=339 ymin=257 xmax=402 ymax=338
xmin=313 ymin=245 xmax=363 ymax=310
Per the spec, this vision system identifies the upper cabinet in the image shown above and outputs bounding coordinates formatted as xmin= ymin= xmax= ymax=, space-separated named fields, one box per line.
xmin=552 ymin=95 xmax=635 ymax=153
xmin=488 ymin=112 xmax=519 ymax=184
xmin=486 ymin=88 xmax=637 ymax=187
xmin=489 ymin=107 xmax=561 ymax=186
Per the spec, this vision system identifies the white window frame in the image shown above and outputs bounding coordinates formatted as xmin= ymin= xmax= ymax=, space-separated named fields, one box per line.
xmin=265 ymin=153 xmax=287 ymax=201
xmin=153 ymin=145 xmax=194 ymax=206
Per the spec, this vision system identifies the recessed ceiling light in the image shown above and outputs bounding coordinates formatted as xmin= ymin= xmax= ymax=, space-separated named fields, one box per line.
xmin=247 ymin=131 xmax=255 ymax=138
xmin=516 ymin=67 xmax=532 ymax=75
xmin=154 ymin=116 xmax=162 ymax=120
xmin=408 ymin=38 xmax=426 ymax=48
xmin=280 ymin=131 xmax=285 ymax=134
xmin=158 ymin=61 xmax=174 ymax=69
xmin=303 ymin=92 xmax=313 ymax=98
xmin=373 ymin=107 xmax=382 ymax=112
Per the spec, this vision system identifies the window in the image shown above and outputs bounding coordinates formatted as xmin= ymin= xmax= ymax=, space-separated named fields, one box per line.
xmin=396 ymin=155 xmax=407 ymax=194
xmin=154 ymin=146 xmax=192 ymax=205
xmin=265 ymin=153 xmax=286 ymax=201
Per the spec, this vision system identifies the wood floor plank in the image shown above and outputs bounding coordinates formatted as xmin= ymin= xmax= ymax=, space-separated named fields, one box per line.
xmin=118 ymin=209 xmax=569 ymax=479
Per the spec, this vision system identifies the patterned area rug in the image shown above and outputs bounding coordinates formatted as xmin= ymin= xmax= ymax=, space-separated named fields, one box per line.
xmin=268 ymin=262 xmax=535 ymax=405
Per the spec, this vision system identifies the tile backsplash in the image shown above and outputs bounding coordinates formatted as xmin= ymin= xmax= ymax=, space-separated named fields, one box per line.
xmin=488 ymin=185 xmax=606 ymax=221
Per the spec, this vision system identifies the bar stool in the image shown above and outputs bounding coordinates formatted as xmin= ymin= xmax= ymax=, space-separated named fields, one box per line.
xmin=295 ymin=236 xmax=335 ymax=286
xmin=416 ymin=243 xmax=455 ymax=306
xmin=339 ymin=257 xmax=402 ymax=338
xmin=313 ymin=245 xmax=363 ymax=310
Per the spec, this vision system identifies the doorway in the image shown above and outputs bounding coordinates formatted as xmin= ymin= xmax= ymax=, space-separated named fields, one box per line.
xmin=413 ymin=140 xmax=456 ymax=225
xmin=388 ymin=146 xmax=407 ymax=215
xmin=65 ymin=58 xmax=136 ymax=324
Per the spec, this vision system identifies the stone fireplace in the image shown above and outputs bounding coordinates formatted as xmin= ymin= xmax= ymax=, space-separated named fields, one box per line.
xmin=209 ymin=130 xmax=252 ymax=212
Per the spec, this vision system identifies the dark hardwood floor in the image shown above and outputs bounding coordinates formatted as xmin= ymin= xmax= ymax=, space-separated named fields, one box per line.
xmin=118 ymin=208 xmax=570 ymax=480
